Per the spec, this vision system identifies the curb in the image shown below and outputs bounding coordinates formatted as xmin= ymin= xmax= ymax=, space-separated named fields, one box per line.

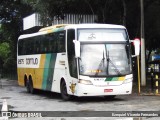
xmin=139 ymin=92 xmax=160 ymax=96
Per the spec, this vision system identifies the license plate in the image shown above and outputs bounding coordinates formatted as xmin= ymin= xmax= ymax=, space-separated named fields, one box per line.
xmin=104 ymin=89 xmax=113 ymax=92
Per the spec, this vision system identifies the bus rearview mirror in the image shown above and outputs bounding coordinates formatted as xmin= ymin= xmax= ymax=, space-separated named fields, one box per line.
xmin=134 ymin=39 xmax=140 ymax=56
xmin=73 ymin=40 xmax=80 ymax=58
xmin=130 ymin=38 xmax=140 ymax=57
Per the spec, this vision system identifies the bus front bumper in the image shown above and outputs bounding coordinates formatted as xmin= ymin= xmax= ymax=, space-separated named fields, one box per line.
xmin=74 ymin=82 xmax=132 ymax=97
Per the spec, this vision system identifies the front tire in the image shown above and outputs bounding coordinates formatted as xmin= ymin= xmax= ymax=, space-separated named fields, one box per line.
xmin=60 ymin=81 xmax=71 ymax=101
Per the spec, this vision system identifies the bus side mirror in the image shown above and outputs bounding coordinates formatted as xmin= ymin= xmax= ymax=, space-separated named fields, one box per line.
xmin=73 ymin=40 xmax=80 ymax=58
xmin=131 ymin=38 xmax=140 ymax=57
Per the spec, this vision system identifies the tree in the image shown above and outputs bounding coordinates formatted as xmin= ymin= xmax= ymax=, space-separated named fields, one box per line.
xmin=0 ymin=42 xmax=10 ymax=61
xmin=144 ymin=0 xmax=160 ymax=63
xmin=0 ymin=42 xmax=10 ymax=71
xmin=24 ymin=0 xmax=128 ymax=25
xmin=0 ymin=0 xmax=33 ymax=73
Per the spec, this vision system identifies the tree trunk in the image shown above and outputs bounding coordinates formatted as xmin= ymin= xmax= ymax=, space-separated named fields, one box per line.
xmin=122 ymin=0 xmax=126 ymax=26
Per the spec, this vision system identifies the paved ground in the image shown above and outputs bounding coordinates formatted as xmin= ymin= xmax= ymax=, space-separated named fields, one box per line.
xmin=0 ymin=79 xmax=160 ymax=120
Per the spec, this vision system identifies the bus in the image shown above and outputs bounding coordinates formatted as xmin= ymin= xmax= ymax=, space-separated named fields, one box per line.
xmin=17 ymin=24 xmax=139 ymax=100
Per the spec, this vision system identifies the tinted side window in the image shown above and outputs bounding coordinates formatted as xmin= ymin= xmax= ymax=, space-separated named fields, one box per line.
xmin=34 ymin=37 xmax=41 ymax=54
xmin=67 ymin=29 xmax=77 ymax=78
xmin=46 ymin=33 xmax=57 ymax=53
xmin=18 ymin=40 xmax=23 ymax=55
xmin=18 ymin=30 xmax=65 ymax=55
xmin=57 ymin=31 xmax=65 ymax=52
xmin=40 ymin=35 xmax=47 ymax=53
xmin=28 ymin=38 xmax=34 ymax=54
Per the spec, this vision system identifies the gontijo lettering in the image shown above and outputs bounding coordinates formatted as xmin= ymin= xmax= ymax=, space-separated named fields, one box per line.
xmin=18 ymin=58 xmax=38 ymax=65
xmin=26 ymin=58 xmax=38 ymax=65
xmin=18 ymin=59 xmax=24 ymax=64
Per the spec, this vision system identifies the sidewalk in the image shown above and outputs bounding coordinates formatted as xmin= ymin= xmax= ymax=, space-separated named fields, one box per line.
xmin=132 ymin=78 xmax=160 ymax=96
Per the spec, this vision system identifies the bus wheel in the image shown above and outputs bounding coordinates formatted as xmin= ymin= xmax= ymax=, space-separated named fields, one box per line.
xmin=26 ymin=79 xmax=35 ymax=94
xmin=60 ymin=81 xmax=71 ymax=101
xmin=26 ymin=80 xmax=30 ymax=93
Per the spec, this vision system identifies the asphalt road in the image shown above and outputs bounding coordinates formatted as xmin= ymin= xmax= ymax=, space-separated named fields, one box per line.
xmin=0 ymin=79 xmax=160 ymax=120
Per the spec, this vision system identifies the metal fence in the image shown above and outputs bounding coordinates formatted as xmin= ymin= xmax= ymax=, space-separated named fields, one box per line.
xmin=1 ymin=73 xmax=17 ymax=80
xmin=23 ymin=13 xmax=98 ymax=30
xmin=0 ymin=68 xmax=17 ymax=80
xmin=52 ymin=14 xmax=98 ymax=25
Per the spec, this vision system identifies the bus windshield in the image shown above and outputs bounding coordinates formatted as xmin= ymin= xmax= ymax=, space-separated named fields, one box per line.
xmin=79 ymin=43 xmax=132 ymax=77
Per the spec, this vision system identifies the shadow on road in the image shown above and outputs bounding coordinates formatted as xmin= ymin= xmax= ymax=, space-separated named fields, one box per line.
xmin=20 ymin=89 xmax=126 ymax=103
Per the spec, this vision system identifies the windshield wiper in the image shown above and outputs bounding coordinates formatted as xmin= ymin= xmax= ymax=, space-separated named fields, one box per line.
xmin=94 ymin=51 xmax=105 ymax=76
xmin=107 ymin=57 xmax=122 ymax=75
xmin=106 ymin=49 xmax=122 ymax=76
xmin=94 ymin=49 xmax=122 ymax=76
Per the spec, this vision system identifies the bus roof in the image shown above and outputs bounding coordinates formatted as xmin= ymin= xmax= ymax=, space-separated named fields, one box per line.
xmin=18 ymin=24 xmax=67 ymax=40
xmin=65 ymin=24 xmax=126 ymax=29
xmin=39 ymin=24 xmax=68 ymax=32
xmin=18 ymin=24 xmax=126 ymax=40
xmin=38 ymin=24 xmax=126 ymax=31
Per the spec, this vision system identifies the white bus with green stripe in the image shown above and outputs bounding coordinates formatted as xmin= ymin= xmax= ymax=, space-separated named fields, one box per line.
xmin=17 ymin=24 xmax=139 ymax=100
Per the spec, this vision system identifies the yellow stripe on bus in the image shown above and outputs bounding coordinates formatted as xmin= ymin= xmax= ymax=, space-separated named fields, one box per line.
xmin=36 ymin=54 xmax=46 ymax=89
xmin=118 ymin=77 xmax=125 ymax=81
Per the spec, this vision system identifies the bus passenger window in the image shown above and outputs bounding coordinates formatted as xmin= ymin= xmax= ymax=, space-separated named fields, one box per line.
xmin=35 ymin=38 xmax=40 ymax=54
xmin=18 ymin=40 xmax=23 ymax=55
xmin=57 ymin=31 xmax=65 ymax=52
xmin=48 ymin=33 xmax=57 ymax=53
xmin=43 ymin=35 xmax=49 ymax=53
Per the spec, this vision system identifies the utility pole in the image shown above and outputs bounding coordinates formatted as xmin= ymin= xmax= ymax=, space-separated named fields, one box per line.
xmin=140 ymin=0 xmax=146 ymax=86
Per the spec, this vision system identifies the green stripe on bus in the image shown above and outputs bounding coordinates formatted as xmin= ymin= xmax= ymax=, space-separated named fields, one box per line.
xmin=42 ymin=54 xmax=51 ymax=90
xmin=113 ymin=77 xmax=118 ymax=81
xmin=46 ymin=53 xmax=57 ymax=91
xmin=105 ymin=77 xmax=113 ymax=81
xmin=105 ymin=77 xmax=118 ymax=81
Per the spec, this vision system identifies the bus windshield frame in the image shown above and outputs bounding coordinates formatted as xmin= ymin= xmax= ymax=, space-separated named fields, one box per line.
xmin=77 ymin=28 xmax=132 ymax=77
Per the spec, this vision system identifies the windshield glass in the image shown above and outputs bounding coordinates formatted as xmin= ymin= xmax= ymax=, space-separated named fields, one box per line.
xmin=79 ymin=43 xmax=132 ymax=76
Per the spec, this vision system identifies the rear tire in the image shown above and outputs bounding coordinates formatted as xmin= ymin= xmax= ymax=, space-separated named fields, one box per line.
xmin=26 ymin=78 xmax=35 ymax=94
xmin=26 ymin=80 xmax=30 ymax=93
xmin=60 ymin=81 xmax=71 ymax=101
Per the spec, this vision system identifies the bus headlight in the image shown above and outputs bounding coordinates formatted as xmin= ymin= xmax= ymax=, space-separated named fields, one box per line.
xmin=78 ymin=79 xmax=93 ymax=85
xmin=123 ymin=78 xmax=133 ymax=84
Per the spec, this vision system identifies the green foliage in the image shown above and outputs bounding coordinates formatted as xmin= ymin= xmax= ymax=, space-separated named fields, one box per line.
xmin=0 ymin=42 xmax=10 ymax=61
xmin=0 ymin=0 xmax=33 ymax=75
xmin=3 ymin=55 xmax=17 ymax=73
xmin=23 ymin=0 xmax=127 ymax=25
